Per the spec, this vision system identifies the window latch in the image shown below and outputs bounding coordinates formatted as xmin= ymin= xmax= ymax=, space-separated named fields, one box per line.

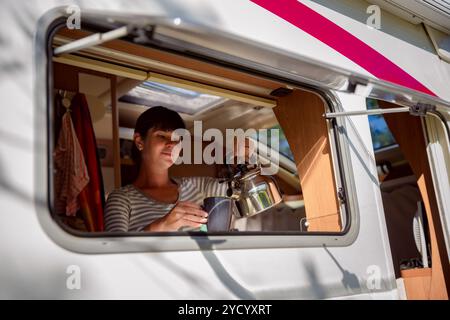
xmin=337 ymin=187 xmax=346 ymax=204
xmin=54 ymin=25 xmax=132 ymax=56
xmin=409 ymin=103 xmax=436 ymax=117
xmin=324 ymin=103 xmax=436 ymax=119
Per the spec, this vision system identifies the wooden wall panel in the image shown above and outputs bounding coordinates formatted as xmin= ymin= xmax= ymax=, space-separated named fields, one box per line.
xmin=110 ymin=76 xmax=121 ymax=188
xmin=401 ymin=268 xmax=432 ymax=300
xmin=53 ymin=62 xmax=79 ymax=91
xmin=56 ymin=29 xmax=282 ymax=97
xmin=380 ymin=100 xmax=450 ymax=299
xmin=274 ymin=89 xmax=341 ymax=232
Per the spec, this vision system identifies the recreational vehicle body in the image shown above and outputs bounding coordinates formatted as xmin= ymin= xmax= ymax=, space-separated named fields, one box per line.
xmin=0 ymin=0 xmax=449 ymax=299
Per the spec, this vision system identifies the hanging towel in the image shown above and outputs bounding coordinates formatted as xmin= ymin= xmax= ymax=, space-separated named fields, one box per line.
xmin=71 ymin=93 xmax=106 ymax=232
xmin=54 ymin=110 xmax=90 ymax=216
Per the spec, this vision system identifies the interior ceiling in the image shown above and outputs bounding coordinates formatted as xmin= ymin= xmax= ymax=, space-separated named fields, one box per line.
xmin=118 ymin=99 xmax=277 ymax=136
xmin=80 ymin=72 xmax=277 ymax=139
xmin=55 ymin=28 xmax=282 ymax=139
xmin=54 ymin=28 xmax=284 ymax=99
xmin=57 ymin=28 xmax=300 ymax=191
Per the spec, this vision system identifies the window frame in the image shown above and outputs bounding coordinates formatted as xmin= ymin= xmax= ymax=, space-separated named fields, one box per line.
xmin=34 ymin=8 xmax=360 ymax=253
xmin=423 ymin=107 xmax=450 ymax=262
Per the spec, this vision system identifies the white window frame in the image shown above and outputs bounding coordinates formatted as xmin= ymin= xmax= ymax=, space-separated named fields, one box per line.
xmin=34 ymin=8 xmax=370 ymax=253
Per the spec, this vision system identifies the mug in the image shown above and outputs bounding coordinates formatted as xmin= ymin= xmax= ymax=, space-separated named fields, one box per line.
xmin=203 ymin=197 xmax=233 ymax=232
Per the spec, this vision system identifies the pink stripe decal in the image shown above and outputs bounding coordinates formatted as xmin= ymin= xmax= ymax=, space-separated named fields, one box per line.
xmin=251 ymin=0 xmax=436 ymax=96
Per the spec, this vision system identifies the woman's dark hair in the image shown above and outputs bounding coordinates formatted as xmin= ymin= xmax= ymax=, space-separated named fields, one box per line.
xmin=131 ymin=106 xmax=186 ymax=168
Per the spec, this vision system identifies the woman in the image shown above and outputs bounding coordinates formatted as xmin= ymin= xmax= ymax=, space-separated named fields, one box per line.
xmin=104 ymin=106 xmax=228 ymax=232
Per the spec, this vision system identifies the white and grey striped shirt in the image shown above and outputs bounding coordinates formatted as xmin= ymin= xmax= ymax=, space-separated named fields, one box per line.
xmin=104 ymin=177 xmax=227 ymax=232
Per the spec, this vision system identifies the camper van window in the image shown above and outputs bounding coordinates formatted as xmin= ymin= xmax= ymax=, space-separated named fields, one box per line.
xmin=49 ymin=24 xmax=348 ymax=238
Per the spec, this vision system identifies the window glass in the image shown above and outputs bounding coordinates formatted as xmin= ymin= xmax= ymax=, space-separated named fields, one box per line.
xmin=50 ymin=25 xmax=346 ymax=235
xmin=252 ymin=124 xmax=295 ymax=162
xmin=367 ymin=98 xmax=396 ymax=150
xmin=119 ymin=81 xmax=226 ymax=115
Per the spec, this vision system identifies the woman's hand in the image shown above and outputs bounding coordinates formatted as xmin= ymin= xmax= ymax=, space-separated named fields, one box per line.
xmin=145 ymin=201 xmax=208 ymax=231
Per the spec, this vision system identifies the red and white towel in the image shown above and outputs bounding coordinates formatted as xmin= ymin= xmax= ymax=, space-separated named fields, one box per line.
xmin=54 ymin=111 xmax=90 ymax=216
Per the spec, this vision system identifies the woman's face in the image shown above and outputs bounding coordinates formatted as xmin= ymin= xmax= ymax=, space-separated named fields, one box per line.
xmin=135 ymin=128 xmax=181 ymax=170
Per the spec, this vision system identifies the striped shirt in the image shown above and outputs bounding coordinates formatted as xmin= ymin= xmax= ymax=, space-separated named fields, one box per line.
xmin=104 ymin=176 xmax=227 ymax=232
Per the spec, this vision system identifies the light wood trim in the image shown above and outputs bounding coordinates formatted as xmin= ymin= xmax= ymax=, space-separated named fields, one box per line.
xmin=282 ymin=194 xmax=304 ymax=202
xmin=274 ymin=89 xmax=341 ymax=232
xmin=53 ymin=35 xmax=273 ymax=98
xmin=401 ymin=268 xmax=432 ymax=278
xmin=401 ymin=268 xmax=432 ymax=300
xmin=55 ymin=29 xmax=283 ymax=97
xmin=380 ymin=101 xmax=450 ymax=300
xmin=121 ymin=158 xmax=134 ymax=166
xmin=111 ymin=76 xmax=121 ymax=188
xmin=53 ymin=54 xmax=148 ymax=80
xmin=54 ymin=54 xmax=276 ymax=108
xmin=275 ymin=165 xmax=301 ymax=192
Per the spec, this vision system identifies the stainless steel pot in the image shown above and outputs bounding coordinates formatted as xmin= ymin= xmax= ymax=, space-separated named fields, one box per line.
xmin=229 ymin=166 xmax=283 ymax=218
